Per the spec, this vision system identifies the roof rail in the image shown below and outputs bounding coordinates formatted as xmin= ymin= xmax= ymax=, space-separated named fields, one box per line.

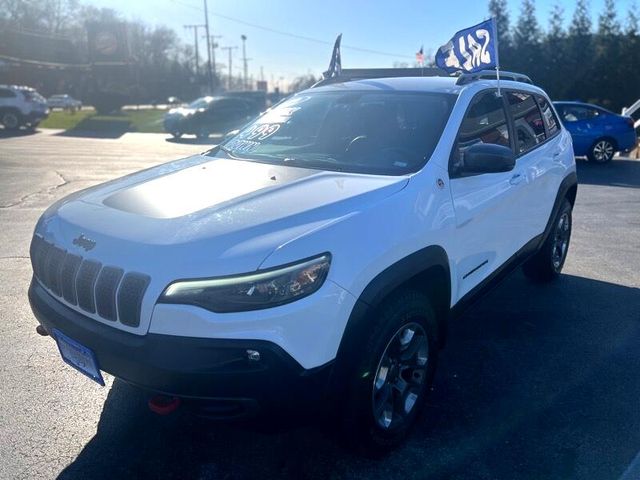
xmin=456 ymin=70 xmax=532 ymax=85
xmin=311 ymin=67 xmax=533 ymax=88
xmin=312 ymin=67 xmax=447 ymax=87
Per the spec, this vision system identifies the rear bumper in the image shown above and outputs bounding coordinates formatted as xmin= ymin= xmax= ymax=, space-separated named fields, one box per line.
xmin=29 ymin=278 xmax=333 ymax=419
xmin=618 ymin=130 xmax=638 ymax=152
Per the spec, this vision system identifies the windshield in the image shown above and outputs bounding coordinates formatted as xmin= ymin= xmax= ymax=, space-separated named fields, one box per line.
xmin=188 ymin=96 xmax=213 ymax=109
xmin=211 ymin=91 xmax=455 ymax=175
xmin=23 ymin=90 xmax=46 ymax=103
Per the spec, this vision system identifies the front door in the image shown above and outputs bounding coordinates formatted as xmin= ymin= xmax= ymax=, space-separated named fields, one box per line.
xmin=448 ymin=89 xmax=529 ymax=302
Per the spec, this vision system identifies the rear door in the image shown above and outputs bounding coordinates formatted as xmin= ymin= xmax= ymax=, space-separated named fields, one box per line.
xmin=556 ymin=104 xmax=599 ymax=155
xmin=448 ymin=89 xmax=529 ymax=301
xmin=504 ymin=91 xmax=565 ymax=241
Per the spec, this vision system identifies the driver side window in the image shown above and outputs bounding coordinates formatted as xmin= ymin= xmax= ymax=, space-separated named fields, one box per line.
xmin=452 ymin=90 xmax=510 ymax=173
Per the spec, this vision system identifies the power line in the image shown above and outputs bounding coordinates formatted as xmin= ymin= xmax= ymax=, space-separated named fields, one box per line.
xmin=170 ymin=0 xmax=414 ymax=59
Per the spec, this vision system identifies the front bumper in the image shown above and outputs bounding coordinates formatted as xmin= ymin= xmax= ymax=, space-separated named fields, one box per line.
xmin=29 ymin=278 xmax=333 ymax=419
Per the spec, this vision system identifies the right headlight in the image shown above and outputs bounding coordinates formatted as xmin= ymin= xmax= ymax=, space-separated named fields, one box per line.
xmin=158 ymin=253 xmax=331 ymax=313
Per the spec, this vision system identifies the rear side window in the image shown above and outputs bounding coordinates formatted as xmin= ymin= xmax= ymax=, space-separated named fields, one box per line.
xmin=0 ymin=88 xmax=15 ymax=98
xmin=536 ymin=95 xmax=559 ymax=137
xmin=507 ymin=91 xmax=546 ymax=154
xmin=559 ymin=105 xmax=599 ymax=122
xmin=453 ymin=90 xmax=510 ymax=170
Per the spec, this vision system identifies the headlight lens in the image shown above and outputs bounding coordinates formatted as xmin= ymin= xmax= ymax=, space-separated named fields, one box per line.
xmin=159 ymin=253 xmax=331 ymax=313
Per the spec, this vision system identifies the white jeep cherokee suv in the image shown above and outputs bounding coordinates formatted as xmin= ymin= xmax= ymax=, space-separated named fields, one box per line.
xmin=0 ymin=85 xmax=49 ymax=130
xmin=29 ymin=69 xmax=576 ymax=452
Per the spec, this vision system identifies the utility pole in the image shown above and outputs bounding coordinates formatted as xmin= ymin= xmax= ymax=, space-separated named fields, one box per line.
xmin=183 ymin=24 xmax=205 ymax=76
xmin=203 ymin=0 xmax=213 ymax=93
xmin=202 ymin=34 xmax=222 ymax=79
xmin=240 ymin=35 xmax=248 ymax=90
xmin=221 ymin=46 xmax=238 ymax=90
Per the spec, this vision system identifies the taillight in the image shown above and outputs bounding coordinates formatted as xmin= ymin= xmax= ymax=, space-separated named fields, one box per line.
xmin=626 ymin=116 xmax=635 ymax=129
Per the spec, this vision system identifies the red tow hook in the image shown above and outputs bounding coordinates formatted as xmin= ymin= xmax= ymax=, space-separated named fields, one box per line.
xmin=148 ymin=395 xmax=181 ymax=415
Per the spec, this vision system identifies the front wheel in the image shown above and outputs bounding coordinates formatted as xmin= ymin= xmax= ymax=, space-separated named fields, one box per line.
xmin=523 ymin=199 xmax=572 ymax=282
xmin=340 ymin=290 xmax=439 ymax=455
xmin=588 ymin=139 xmax=615 ymax=163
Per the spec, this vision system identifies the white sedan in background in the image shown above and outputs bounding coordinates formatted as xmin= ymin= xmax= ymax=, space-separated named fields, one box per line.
xmin=47 ymin=94 xmax=82 ymax=112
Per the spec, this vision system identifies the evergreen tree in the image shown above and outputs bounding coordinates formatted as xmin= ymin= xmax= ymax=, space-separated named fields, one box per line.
xmin=566 ymin=0 xmax=594 ymax=103
xmin=626 ymin=1 xmax=639 ymax=36
xmin=598 ymin=0 xmax=621 ymax=36
xmin=621 ymin=2 xmax=640 ymax=108
xmin=569 ymin=0 xmax=592 ymax=37
xmin=511 ymin=0 xmax=543 ymax=79
xmin=489 ymin=0 xmax=511 ymax=48
xmin=489 ymin=0 xmax=513 ymax=67
xmin=542 ymin=3 xmax=568 ymax=99
xmin=594 ymin=0 xmax=623 ymax=108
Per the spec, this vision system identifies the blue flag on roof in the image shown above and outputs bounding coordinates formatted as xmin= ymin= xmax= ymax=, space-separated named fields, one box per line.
xmin=435 ymin=19 xmax=498 ymax=74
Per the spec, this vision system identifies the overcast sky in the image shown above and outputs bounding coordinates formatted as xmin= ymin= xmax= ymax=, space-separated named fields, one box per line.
xmin=86 ymin=0 xmax=635 ymax=84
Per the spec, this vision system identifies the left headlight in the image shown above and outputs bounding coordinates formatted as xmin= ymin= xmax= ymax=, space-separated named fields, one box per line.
xmin=158 ymin=253 xmax=331 ymax=313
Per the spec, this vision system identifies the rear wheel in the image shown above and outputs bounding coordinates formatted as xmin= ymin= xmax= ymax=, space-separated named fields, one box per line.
xmin=1 ymin=111 xmax=21 ymax=130
xmin=170 ymin=131 xmax=182 ymax=139
xmin=588 ymin=139 xmax=615 ymax=163
xmin=523 ymin=199 xmax=572 ymax=282
xmin=341 ymin=290 xmax=438 ymax=456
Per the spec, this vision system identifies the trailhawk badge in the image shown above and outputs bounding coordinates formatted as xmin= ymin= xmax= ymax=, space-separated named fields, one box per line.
xmin=72 ymin=234 xmax=96 ymax=251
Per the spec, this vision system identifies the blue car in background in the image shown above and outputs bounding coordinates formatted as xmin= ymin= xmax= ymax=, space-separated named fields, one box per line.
xmin=553 ymin=101 xmax=637 ymax=163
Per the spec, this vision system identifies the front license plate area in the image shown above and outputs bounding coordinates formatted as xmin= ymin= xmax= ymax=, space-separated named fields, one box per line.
xmin=52 ymin=328 xmax=105 ymax=386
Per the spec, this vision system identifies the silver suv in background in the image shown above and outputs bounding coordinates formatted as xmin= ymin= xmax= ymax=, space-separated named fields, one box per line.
xmin=47 ymin=94 xmax=82 ymax=112
xmin=0 ymin=85 xmax=49 ymax=131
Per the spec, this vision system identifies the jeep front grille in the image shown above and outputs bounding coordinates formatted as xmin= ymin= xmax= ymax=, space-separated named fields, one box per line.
xmin=30 ymin=235 xmax=150 ymax=328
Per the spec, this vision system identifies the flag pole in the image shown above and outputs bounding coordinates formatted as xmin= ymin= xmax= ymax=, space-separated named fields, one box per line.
xmin=492 ymin=17 xmax=501 ymax=96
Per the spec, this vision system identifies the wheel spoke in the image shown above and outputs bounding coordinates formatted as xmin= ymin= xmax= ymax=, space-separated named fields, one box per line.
xmin=371 ymin=321 xmax=430 ymax=430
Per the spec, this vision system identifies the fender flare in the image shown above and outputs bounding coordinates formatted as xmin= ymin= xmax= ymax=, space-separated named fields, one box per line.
xmin=327 ymin=245 xmax=450 ymax=396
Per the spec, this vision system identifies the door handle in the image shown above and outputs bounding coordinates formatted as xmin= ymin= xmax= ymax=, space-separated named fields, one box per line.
xmin=509 ymin=173 xmax=524 ymax=185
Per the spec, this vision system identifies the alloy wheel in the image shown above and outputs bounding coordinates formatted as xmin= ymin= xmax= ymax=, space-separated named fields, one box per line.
xmin=551 ymin=212 xmax=571 ymax=270
xmin=372 ymin=322 xmax=429 ymax=430
xmin=592 ymin=140 xmax=614 ymax=162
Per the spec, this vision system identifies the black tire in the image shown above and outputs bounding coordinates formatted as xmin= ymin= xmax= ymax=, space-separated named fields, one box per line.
xmin=587 ymin=138 xmax=615 ymax=163
xmin=170 ymin=131 xmax=183 ymax=139
xmin=1 ymin=110 xmax=22 ymax=130
xmin=523 ymin=199 xmax=572 ymax=282
xmin=340 ymin=290 xmax=439 ymax=456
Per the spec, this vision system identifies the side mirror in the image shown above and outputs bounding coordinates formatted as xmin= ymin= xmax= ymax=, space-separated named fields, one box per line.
xmin=462 ymin=143 xmax=515 ymax=174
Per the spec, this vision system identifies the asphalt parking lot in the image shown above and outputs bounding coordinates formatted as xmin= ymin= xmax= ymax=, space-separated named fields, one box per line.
xmin=0 ymin=128 xmax=639 ymax=480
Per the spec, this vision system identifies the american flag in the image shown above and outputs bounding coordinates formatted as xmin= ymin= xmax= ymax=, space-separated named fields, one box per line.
xmin=416 ymin=46 xmax=425 ymax=66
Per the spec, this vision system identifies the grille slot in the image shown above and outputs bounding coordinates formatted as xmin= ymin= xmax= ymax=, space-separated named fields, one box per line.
xmin=45 ymin=246 xmax=66 ymax=296
xmin=60 ymin=254 xmax=82 ymax=305
xmin=30 ymin=235 xmax=150 ymax=328
xmin=95 ymin=267 xmax=124 ymax=321
xmin=76 ymin=260 xmax=102 ymax=313
xmin=117 ymin=273 xmax=150 ymax=327
xmin=29 ymin=235 xmax=45 ymax=279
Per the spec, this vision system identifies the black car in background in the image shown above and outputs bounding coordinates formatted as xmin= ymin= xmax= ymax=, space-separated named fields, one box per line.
xmin=163 ymin=94 xmax=265 ymax=139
